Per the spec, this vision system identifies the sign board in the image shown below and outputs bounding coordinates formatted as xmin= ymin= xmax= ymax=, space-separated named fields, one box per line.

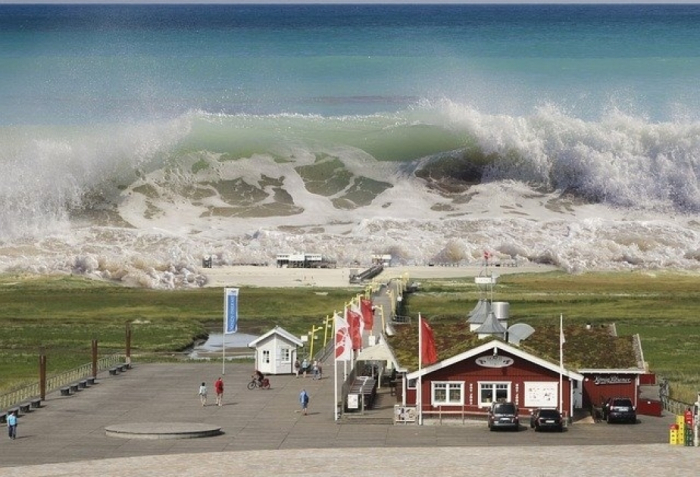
xmin=394 ymin=405 xmax=417 ymax=423
xmin=475 ymin=355 xmax=514 ymax=368
xmin=347 ymin=394 xmax=359 ymax=410
xmin=524 ymin=381 xmax=559 ymax=408
xmin=593 ymin=375 xmax=633 ymax=385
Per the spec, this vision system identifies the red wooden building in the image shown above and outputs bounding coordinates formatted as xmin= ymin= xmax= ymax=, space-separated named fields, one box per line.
xmin=402 ymin=340 xmax=584 ymax=421
xmin=387 ymin=322 xmax=651 ymax=424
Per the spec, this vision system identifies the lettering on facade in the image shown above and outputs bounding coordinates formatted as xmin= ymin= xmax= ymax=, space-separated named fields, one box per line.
xmin=475 ymin=355 xmax=514 ymax=368
xmin=593 ymin=375 xmax=633 ymax=385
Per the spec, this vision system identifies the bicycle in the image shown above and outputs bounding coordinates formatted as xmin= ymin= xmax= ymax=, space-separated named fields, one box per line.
xmin=247 ymin=376 xmax=271 ymax=390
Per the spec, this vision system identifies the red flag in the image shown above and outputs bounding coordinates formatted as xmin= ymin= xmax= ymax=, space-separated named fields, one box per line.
xmin=420 ymin=317 xmax=438 ymax=365
xmin=360 ymin=298 xmax=374 ymax=330
xmin=334 ymin=312 xmax=352 ymax=361
xmin=346 ymin=306 xmax=363 ymax=350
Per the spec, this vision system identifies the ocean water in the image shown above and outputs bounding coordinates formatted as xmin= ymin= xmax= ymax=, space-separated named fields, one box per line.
xmin=1 ymin=4 xmax=699 ymax=287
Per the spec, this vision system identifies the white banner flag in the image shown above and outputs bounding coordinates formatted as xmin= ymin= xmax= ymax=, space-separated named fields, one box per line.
xmin=334 ymin=312 xmax=351 ymax=361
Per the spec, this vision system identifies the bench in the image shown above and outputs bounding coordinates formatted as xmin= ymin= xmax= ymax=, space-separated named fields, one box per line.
xmin=78 ymin=380 xmax=87 ymax=389
xmin=119 ymin=364 xmax=128 ymax=372
xmin=109 ymin=368 xmax=118 ymax=375
xmin=87 ymin=377 xmax=96 ymax=385
xmin=0 ymin=412 xmax=6 ymax=424
xmin=69 ymin=384 xmax=79 ymax=393
xmin=19 ymin=403 xmax=31 ymax=414
xmin=60 ymin=387 xmax=71 ymax=396
xmin=31 ymin=398 xmax=42 ymax=409
xmin=422 ymin=409 xmax=489 ymax=424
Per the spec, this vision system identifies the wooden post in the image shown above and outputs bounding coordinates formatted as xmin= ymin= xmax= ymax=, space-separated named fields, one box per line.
xmin=91 ymin=339 xmax=98 ymax=378
xmin=39 ymin=347 xmax=46 ymax=400
xmin=125 ymin=322 xmax=132 ymax=367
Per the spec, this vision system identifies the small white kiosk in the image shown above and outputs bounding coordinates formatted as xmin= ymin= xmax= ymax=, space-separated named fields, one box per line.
xmin=247 ymin=326 xmax=304 ymax=375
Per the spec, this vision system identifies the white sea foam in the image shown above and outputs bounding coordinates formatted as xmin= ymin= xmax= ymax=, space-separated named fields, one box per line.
xmin=1 ymin=104 xmax=699 ymax=288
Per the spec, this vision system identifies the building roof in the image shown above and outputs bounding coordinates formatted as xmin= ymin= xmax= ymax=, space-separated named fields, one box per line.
xmin=248 ymin=326 xmax=304 ymax=348
xmin=355 ymin=339 xmax=400 ymax=370
xmin=474 ymin=311 xmax=506 ymax=335
xmin=386 ymin=321 xmax=642 ymax=374
xmin=466 ymin=299 xmax=491 ymax=324
xmin=406 ymin=340 xmax=585 ymax=381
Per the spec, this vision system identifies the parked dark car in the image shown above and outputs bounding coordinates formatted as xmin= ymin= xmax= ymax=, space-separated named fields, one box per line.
xmin=603 ymin=397 xmax=637 ymax=424
xmin=488 ymin=401 xmax=519 ymax=431
xmin=529 ymin=408 xmax=564 ymax=432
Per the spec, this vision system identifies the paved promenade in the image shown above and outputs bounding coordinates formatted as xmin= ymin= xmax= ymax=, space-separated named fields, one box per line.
xmin=0 ymin=363 xmax=697 ymax=476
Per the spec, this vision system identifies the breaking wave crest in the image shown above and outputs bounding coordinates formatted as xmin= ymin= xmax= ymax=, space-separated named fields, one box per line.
xmin=1 ymin=101 xmax=700 ymax=287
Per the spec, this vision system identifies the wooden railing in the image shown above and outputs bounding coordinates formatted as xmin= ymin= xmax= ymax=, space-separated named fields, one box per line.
xmin=0 ymin=354 xmax=123 ymax=411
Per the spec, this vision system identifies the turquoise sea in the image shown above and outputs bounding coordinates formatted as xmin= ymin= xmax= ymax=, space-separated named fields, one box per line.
xmin=1 ymin=4 xmax=699 ymax=286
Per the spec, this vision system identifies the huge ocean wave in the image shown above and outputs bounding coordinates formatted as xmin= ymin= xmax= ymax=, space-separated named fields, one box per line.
xmin=1 ymin=100 xmax=699 ymax=287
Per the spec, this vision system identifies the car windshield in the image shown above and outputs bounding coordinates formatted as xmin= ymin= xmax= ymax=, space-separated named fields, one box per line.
xmin=539 ymin=410 xmax=560 ymax=418
xmin=613 ymin=399 xmax=633 ymax=407
xmin=494 ymin=404 xmax=516 ymax=414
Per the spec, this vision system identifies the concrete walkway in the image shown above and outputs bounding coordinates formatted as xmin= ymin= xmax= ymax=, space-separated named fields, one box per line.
xmin=0 ymin=363 xmax=697 ymax=476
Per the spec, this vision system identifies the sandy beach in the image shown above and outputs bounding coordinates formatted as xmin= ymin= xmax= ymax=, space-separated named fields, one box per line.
xmin=202 ymin=263 xmax=559 ymax=288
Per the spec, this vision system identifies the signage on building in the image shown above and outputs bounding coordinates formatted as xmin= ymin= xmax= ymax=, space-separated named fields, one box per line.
xmin=475 ymin=355 xmax=514 ymax=368
xmin=593 ymin=375 xmax=633 ymax=385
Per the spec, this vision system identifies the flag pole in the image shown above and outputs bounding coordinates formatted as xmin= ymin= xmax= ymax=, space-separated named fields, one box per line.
xmin=334 ymin=312 xmax=339 ymax=421
xmin=559 ymin=313 xmax=564 ymax=415
xmin=418 ymin=312 xmax=423 ymax=426
xmin=222 ymin=293 xmax=227 ymax=376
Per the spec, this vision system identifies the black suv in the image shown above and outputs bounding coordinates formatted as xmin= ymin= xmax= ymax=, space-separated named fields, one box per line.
xmin=529 ymin=408 xmax=564 ymax=432
xmin=602 ymin=397 xmax=637 ymax=424
xmin=488 ymin=401 xmax=519 ymax=431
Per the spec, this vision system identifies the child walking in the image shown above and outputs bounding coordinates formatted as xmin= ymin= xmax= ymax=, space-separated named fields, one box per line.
xmin=198 ymin=382 xmax=208 ymax=406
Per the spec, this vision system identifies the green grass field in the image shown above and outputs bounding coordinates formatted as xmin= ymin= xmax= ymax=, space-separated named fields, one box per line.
xmin=401 ymin=270 xmax=700 ymax=403
xmin=1 ymin=270 xmax=699 ymax=403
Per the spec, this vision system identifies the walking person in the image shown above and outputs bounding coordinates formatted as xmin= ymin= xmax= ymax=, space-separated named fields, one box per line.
xmin=312 ymin=360 xmax=321 ymax=380
xmin=299 ymin=389 xmax=310 ymax=416
xmin=214 ymin=377 xmax=224 ymax=407
xmin=7 ymin=410 xmax=17 ymax=440
xmin=294 ymin=358 xmax=301 ymax=378
xmin=198 ymin=382 xmax=208 ymax=406
xmin=301 ymin=358 xmax=309 ymax=378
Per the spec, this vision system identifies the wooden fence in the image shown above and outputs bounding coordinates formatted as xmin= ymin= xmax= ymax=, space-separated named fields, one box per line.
xmin=0 ymin=353 xmax=123 ymax=411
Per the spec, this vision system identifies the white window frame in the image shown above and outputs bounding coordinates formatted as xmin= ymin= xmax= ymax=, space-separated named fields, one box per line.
xmin=280 ymin=348 xmax=291 ymax=363
xmin=431 ymin=381 xmax=464 ymax=406
xmin=262 ymin=349 xmax=270 ymax=364
xmin=477 ymin=381 xmax=511 ymax=408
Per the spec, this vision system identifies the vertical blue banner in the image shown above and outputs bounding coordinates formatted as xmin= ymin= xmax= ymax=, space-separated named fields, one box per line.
xmin=224 ymin=288 xmax=239 ymax=334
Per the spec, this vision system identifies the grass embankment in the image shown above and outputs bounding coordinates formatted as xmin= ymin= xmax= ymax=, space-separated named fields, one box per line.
xmin=402 ymin=270 xmax=700 ymax=404
xmin=1 ymin=271 xmax=699 ymax=403
xmin=0 ymin=274 xmax=354 ymax=393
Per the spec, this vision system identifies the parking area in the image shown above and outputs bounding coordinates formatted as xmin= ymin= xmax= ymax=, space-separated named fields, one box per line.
xmin=0 ymin=363 xmax=695 ymax=475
